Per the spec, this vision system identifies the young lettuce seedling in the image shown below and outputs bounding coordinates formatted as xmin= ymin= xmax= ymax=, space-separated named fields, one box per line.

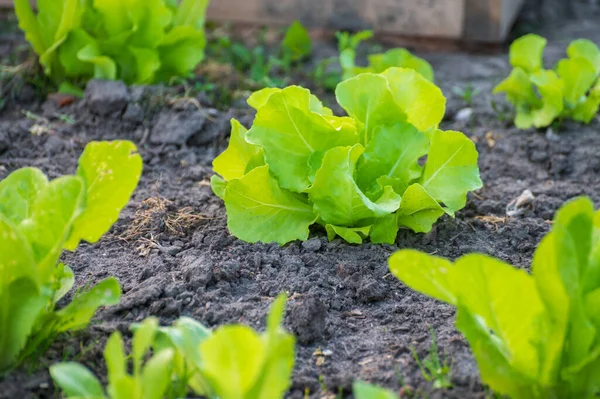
xmin=51 ymin=318 xmax=175 ymax=399
xmin=14 ymin=0 xmax=210 ymax=88
xmin=211 ymin=68 xmax=482 ymax=245
xmin=51 ymin=294 xmax=295 ymax=399
xmin=389 ymin=196 xmax=600 ymax=399
xmin=494 ymin=34 xmax=600 ymax=129
xmin=0 ymin=140 xmax=142 ymax=373
xmin=337 ymin=30 xmax=434 ymax=82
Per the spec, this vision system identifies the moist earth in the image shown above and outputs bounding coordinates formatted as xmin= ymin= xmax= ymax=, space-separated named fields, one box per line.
xmin=1 ymin=2 xmax=600 ymax=398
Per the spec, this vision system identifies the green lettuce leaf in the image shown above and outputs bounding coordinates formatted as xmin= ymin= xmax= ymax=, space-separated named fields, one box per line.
xmin=509 ymin=33 xmax=547 ymax=72
xmin=389 ymin=196 xmax=600 ymax=398
xmin=308 ymin=145 xmax=401 ymax=226
xmin=223 ymin=166 xmax=317 ymax=245
xmin=419 ymin=130 xmax=482 ymax=213
xmin=246 ymin=86 xmax=358 ymax=192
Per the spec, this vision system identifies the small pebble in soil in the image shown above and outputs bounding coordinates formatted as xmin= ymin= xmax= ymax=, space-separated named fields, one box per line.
xmin=454 ymin=107 xmax=473 ymax=122
xmin=302 ymin=237 xmax=322 ymax=252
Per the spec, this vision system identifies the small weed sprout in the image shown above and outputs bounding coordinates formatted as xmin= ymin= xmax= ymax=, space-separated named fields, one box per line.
xmin=410 ymin=327 xmax=452 ymax=390
xmin=452 ymin=83 xmax=480 ymax=107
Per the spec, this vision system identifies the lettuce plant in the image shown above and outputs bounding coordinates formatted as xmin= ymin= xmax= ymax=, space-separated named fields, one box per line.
xmin=338 ymin=30 xmax=434 ymax=82
xmin=14 ymin=0 xmax=209 ymax=87
xmin=51 ymin=294 xmax=295 ymax=399
xmin=494 ymin=34 xmax=600 ymax=129
xmin=211 ymin=67 xmax=482 ymax=245
xmin=353 ymin=381 xmax=398 ymax=399
xmin=50 ymin=317 xmax=175 ymax=399
xmin=0 ymin=140 xmax=142 ymax=373
xmin=389 ymin=196 xmax=600 ymax=398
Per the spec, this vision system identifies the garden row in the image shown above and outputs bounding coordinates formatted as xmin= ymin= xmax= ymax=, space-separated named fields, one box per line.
xmin=2 ymin=0 xmax=600 ymax=398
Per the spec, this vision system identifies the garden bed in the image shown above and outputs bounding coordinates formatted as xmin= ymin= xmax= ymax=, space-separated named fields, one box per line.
xmin=1 ymin=2 xmax=600 ymax=398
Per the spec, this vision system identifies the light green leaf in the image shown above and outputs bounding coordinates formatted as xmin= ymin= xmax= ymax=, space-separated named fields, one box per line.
xmin=213 ymin=118 xmax=264 ymax=181
xmin=356 ymin=122 xmax=428 ymax=195
xmin=104 ymin=332 xmax=126 ymax=384
xmin=77 ymin=43 xmax=117 ymax=80
xmin=157 ymin=317 xmax=212 ymax=370
xmin=396 ymin=183 xmax=445 ymax=233
xmin=335 ymin=73 xmax=405 ymax=144
xmin=282 ymin=20 xmax=312 ymax=61
xmin=50 ymin=362 xmax=105 ymax=398
xmin=0 ymin=167 xmax=48 ymax=226
xmin=0 ymin=277 xmax=45 ymax=372
xmin=223 ymin=165 xmax=317 ymax=245
xmin=450 ymin=254 xmax=546 ymax=382
xmin=369 ymin=48 xmax=434 ymax=82
xmin=455 ymin=308 xmax=536 ymax=398
xmin=141 ymin=349 xmax=175 ymax=399
xmin=419 ymin=130 xmax=482 ymax=213
xmin=128 ymin=0 xmax=172 ymax=49
xmin=132 ymin=317 xmax=159 ymax=374
xmin=381 ymin=67 xmax=446 ymax=132
xmin=172 ymin=0 xmax=210 ymax=30
xmin=247 ymin=88 xmax=281 ymax=110
xmin=54 ymin=277 xmax=121 ymax=332
xmin=509 ymin=33 xmax=547 ymax=72
xmin=92 ymin=0 xmax=134 ymax=37
xmin=58 ymin=28 xmax=95 ymax=78
xmin=567 ymin=39 xmax=600 ymax=74
xmin=325 ymin=224 xmax=371 ymax=244
xmin=246 ymin=86 xmax=358 ymax=192
xmin=19 ymin=176 xmax=85 ymax=280
xmin=52 ymin=263 xmax=75 ymax=303
xmin=369 ymin=214 xmax=398 ymax=244
xmin=308 ymin=145 xmax=400 ymax=226
xmin=129 ymin=47 xmax=161 ymax=84
xmin=199 ymin=325 xmax=266 ymax=398
xmin=388 ymin=249 xmax=456 ymax=305
xmin=493 ymin=67 xmax=540 ymax=126
xmin=157 ymin=26 xmax=206 ymax=79
xmin=210 ymin=175 xmax=227 ymax=200
xmin=557 ymin=57 xmax=597 ymax=106
xmin=529 ymin=69 xmax=564 ymax=128
xmin=14 ymin=0 xmax=46 ymax=56
xmin=353 ymin=381 xmax=398 ymax=399
xmin=64 ymin=141 xmax=142 ymax=251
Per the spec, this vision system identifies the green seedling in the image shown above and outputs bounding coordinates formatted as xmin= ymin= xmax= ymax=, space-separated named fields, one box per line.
xmin=211 ymin=68 xmax=482 ymax=245
xmin=336 ymin=30 xmax=434 ymax=82
xmin=353 ymin=381 xmax=398 ymax=399
xmin=494 ymin=34 xmax=600 ymax=129
xmin=390 ymin=196 xmax=600 ymax=398
xmin=452 ymin=83 xmax=480 ymax=107
xmin=410 ymin=327 xmax=452 ymax=389
xmin=0 ymin=140 xmax=142 ymax=373
xmin=282 ymin=20 xmax=312 ymax=62
xmin=15 ymin=0 xmax=210 ymax=87
xmin=52 ymin=294 xmax=295 ymax=399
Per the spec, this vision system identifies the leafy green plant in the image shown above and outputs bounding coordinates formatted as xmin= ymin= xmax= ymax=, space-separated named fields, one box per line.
xmin=211 ymin=67 xmax=482 ymax=245
xmin=0 ymin=140 xmax=142 ymax=373
xmin=452 ymin=83 xmax=480 ymax=107
xmin=337 ymin=30 xmax=434 ymax=82
xmin=389 ymin=196 xmax=600 ymax=398
xmin=494 ymin=34 xmax=600 ymax=129
xmin=51 ymin=294 xmax=295 ymax=399
xmin=14 ymin=0 xmax=210 ymax=88
xmin=353 ymin=381 xmax=398 ymax=399
xmin=51 ymin=317 xmax=175 ymax=399
xmin=410 ymin=327 xmax=452 ymax=389
xmin=282 ymin=20 xmax=312 ymax=62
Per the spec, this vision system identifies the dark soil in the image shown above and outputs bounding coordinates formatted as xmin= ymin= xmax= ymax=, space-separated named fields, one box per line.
xmin=1 ymin=1 xmax=600 ymax=398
